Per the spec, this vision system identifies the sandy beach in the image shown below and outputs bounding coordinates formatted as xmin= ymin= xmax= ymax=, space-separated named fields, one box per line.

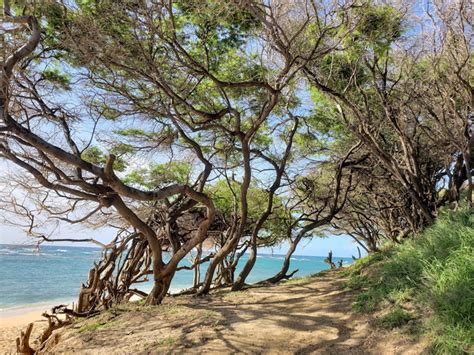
xmin=0 ymin=304 xmax=60 ymax=353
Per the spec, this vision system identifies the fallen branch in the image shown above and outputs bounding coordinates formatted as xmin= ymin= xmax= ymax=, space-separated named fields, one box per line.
xmin=39 ymin=312 xmax=73 ymax=344
xmin=282 ymin=269 xmax=299 ymax=280
xmin=53 ymin=304 xmax=100 ymax=318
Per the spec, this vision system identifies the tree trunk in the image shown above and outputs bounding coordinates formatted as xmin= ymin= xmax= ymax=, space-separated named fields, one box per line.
xmin=348 ymin=233 xmax=370 ymax=253
xmin=16 ymin=323 xmax=35 ymax=355
xmin=231 ymin=241 xmax=256 ymax=290
xmin=146 ymin=270 xmax=174 ymax=305
xmin=144 ymin=239 xmax=170 ymax=305
xmin=192 ymin=244 xmax=202 ymax=288
xmin=199 ymin=138 xmax=253 ymax=295
xmin=232 ymin=119 xmax=299 ymax=290
xmin=198 ymin=232 xmax=239 ymax=294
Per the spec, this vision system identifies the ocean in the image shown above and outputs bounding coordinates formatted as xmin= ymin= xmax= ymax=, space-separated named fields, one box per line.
xmin=0 ymin=244 xmax=352 ymax=312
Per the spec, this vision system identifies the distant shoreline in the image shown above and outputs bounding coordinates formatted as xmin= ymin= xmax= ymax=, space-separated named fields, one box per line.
xmin=0 ymin=243 xmax=354 ymax=259
xmin=0 ymin=299 xmax=75 ymax=318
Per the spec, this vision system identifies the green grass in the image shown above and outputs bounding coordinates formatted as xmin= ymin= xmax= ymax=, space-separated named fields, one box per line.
xmin=376 ymin=306 xmax=414 ymax=329
xmin=282 ymin=272 xmax=321 ymax=285
xmin=78 ymin=320 xmax=107 ymax=333
xmin=156 ymin=336 xmax=176 ymax=347
xmin=345 ymin=206 xmax=474 ymax=354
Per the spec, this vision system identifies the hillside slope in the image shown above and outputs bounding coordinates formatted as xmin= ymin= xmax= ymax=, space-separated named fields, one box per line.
xmin=345 ymin=206 xmax=473 ymax=354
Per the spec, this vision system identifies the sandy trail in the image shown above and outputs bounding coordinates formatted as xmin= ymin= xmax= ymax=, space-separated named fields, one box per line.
xmin=0 ymin=271 xmax=427 ymax=354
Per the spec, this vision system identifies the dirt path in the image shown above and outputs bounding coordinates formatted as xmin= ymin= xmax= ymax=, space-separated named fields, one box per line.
xmin=5 ymin=271 xmax=428 ymax=354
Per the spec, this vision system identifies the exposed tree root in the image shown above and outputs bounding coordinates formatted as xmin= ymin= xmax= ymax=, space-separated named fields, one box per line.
xmin=16 ymin=323 xmax=34 ymax=355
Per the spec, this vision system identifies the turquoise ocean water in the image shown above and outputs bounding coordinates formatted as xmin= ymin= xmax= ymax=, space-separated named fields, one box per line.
xmin=0 ymin=244 xmax=352 ymax=311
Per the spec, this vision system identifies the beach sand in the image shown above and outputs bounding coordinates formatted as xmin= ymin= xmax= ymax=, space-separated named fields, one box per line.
xmin=0 ymin=305 xmax=56 ymax=353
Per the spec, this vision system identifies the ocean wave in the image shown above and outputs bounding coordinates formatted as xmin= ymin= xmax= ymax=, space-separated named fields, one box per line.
xmin=0 ymin=248 xmax=34 ymax=253
xmin=56 ymin=249 xmax=69 ymax=252
xmin=258 ymin=255 xmax=284 ymax=260
xmin=0 ymin=249 xmax=18 ymax=254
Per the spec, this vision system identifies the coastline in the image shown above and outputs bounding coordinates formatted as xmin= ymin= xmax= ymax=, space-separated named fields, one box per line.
xmin=0 ymin=285 xmax=182 ymax=327
xmin=0 ymin=300 xmax=74 ymax=328
xmin=0 ymin=307 xmax=47 ymax=328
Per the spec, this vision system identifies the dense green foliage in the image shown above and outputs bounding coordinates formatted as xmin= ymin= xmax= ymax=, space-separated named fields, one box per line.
xmin=345 ymin=206 xmax=474 ymax=353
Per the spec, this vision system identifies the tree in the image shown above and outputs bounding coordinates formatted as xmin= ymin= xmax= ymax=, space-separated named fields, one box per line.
xmin=0 ymin=0 xmax=344 ymax=304
xmin=247 ymin=0 xmax=472 ymax=235
xmin=1 ymin=0 xmax=216 ymax=305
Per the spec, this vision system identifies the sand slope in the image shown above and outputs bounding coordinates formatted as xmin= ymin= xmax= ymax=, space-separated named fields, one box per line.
xmin=1 ymin=271 xmax=428 ymax=354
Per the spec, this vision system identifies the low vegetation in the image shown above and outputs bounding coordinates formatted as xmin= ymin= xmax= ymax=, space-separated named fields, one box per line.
xmin=344 ymin=206 xmax=474 ymax=353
